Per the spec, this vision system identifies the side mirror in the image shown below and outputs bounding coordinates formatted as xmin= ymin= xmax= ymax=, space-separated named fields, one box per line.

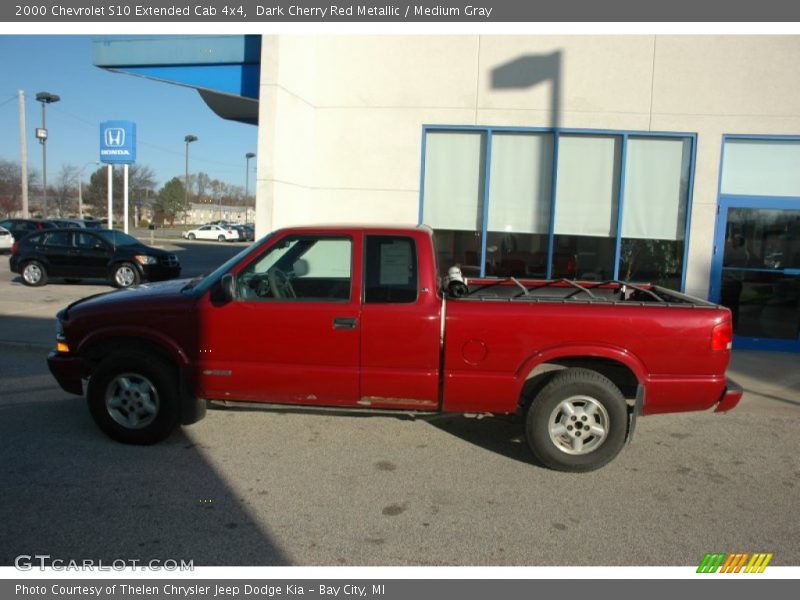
xmin=220 ymin=273 xmax=236 ymax=302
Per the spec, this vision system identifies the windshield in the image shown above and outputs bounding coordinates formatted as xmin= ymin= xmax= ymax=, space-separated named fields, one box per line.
xmin=96 ymin=230 xmax=142 ymax=247
xmin=184 ymin=232 xmax=275 ymax=296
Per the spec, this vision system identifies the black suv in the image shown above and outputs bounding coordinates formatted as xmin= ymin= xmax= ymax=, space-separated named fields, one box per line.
xmin=0 ymin=218 xmax=57 ymax=241
xmin=9 ymin=228 xmax=180 ymax=288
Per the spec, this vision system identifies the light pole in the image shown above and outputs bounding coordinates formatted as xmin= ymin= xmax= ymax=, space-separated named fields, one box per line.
xmin=35 ymin=91 xmax=60 ymax=217
xmin=77 ymin=161 xmax=99 ymax=219
xmin=245 ymin=152 xmax=255 ymax=224
xmin=184 ymin=134 xmax=197 ymax=223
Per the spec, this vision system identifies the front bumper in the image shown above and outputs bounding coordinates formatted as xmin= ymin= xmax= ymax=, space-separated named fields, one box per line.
xmin=714 ymin=378 xmax=743 ymax=413
xmin=47 ymin=351 xmax=85 ymax=395
xmin=141 ymin=265 xmax=181 ymax=282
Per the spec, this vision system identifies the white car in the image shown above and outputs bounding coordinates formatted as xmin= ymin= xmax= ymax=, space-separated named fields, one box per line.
xmin=0 ymin=225 xmax=13 ymax=252
xmin=182 ymin=224 xmax=239 ymax=242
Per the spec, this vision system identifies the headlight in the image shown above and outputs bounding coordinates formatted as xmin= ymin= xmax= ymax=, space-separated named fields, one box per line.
xmin=134 ymin=255 xmax=158 ymax=265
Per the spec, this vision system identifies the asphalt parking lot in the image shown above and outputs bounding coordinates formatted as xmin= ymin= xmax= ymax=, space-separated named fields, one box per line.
xmin=0 ymin=240 xmax=798 ymax=567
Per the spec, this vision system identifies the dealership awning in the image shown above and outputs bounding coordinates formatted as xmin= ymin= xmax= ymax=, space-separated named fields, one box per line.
xmin=92 ymin=35 xmax=260 ymax=125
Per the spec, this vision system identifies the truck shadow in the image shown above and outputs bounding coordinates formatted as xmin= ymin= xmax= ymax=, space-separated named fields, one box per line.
xmin=211 ymin=403 xmax=543 ymax=467
xmin=0 ymin=347 xmax=289 ymax=566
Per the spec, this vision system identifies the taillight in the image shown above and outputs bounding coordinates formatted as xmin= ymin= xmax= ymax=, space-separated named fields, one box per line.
xmin=11 ymin=241 xmax=18 ymax=255
xmin=711 ymin=321 xmax=733 ymax=352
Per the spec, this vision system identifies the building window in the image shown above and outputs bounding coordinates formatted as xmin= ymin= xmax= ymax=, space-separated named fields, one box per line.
xmin=554 ymin=135 xmax=621 ymax=281
xmin=486 ymin=132 xmax=553 ymax=278
xmin=420 ymin=126 xmax=695 ymax=290
xmin=422 ymin=131 xmax=485 ymax=276
xmin=721 ymin=139 xmax=800 ymax=197
xmin=619 ymin=136 xmax=692 ymax=289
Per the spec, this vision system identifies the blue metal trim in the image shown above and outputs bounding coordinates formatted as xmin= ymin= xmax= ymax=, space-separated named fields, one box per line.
xmin=479 ymin=131 xmax=493 ymax=278
xmin=418 ymin=126 xmax=428 ymax=226
xmin=723 ymin=133 xmax=800 ymax=142
xmin=733 ymin=335 xmax=800 ymax=353
xmin=680 ymin=134 xmax=698 ymax=292
xmin=546 ymin=132 xmax=560 ymax=279
xmin=719 ymin=194 xmax=800 ymax=205
xmin=422 ymin=124 xmax=695 ymax=138
xmin=709 ymin=202 xmax=727 ymax=303
xmin=613 ymin=134 xmax=628 ymax=281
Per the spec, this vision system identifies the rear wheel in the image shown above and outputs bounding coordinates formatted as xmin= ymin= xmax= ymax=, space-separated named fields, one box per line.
xmin=21 ymin=260 xmax=48 ymax=287
xmin=525 ymin=368 xmax=628 ymax=472
xmin=87 ymin=351 xmax=180 ymax=445
xmin=112 ymin=262 xmax=140 ymax=288
xmin=218 ymin=235 xmax=226 ymax=242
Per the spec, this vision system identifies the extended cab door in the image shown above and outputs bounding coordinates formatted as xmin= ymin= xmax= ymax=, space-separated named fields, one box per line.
xmin=196 ymin=232 xmax=361 ymax=406
xmin=358 ymin=234 xmax=441 ymax=410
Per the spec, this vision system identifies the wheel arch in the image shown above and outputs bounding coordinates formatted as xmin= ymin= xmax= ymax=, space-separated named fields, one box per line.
xmin=516 ymin=346 xmax=646 ymax=410
xmin=78 ymin=332 xmax=204 ymax=426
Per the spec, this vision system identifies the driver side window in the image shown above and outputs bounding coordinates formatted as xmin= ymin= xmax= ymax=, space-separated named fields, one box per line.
xmin=237 ymin=236 xmax=352 ymax=302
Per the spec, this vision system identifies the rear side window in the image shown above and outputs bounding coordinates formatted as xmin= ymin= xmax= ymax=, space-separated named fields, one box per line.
xmin=26 ymin=233 xmax=44 ymax=244
xmin=76 ymin=233 xmax=103 ymax=249
xmin=364 ymin=236 xmax=418 ymax=304
xmin=43 ymin=231 xmax=70 ymax=246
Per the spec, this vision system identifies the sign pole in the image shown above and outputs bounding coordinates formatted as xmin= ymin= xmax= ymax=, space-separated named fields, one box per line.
xmin=123 ymin=164 xmax=129 ymax=234
xmin=107 ymin=164 xmax=113 ymax=229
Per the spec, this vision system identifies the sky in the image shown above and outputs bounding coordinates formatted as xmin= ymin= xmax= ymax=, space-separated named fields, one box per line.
xmin=0 ymin=35 xmax=258 ymax=191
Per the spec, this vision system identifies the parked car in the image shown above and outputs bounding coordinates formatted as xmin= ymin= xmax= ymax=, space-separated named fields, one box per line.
xmin=230 ymin=225 xmax=254 ymax=242
xmin=50 ymin=219 xmax=86 ymax=229
xmin=0 ymin=218 xmax=57 ymax=241
xmin=0 ymin=225 xmax=13 ymax=253
xmin=47 ymin=225 xmax=740 ymax=472
xmin=182 ymin=224 xmax=239 ymax=242
xmin=9 ymin=228 xmax=180 ymax=288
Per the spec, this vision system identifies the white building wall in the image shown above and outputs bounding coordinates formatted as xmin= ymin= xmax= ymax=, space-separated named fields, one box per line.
xmin=256 ymin=35 xmax=800 ymax=298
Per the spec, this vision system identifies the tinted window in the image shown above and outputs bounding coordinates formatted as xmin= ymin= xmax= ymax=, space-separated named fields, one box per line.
xmin=76 ymin=232 xmax=105 ymax=249
xmin=95 ymin=230 xmax=141 ymax=247
xmin=26 ymin=233 xmax=44 ymax=244
xmin=43 ymin=231 xmax=70 ymax=246
xmin=364 ymin=236 xmax=418 ymax=304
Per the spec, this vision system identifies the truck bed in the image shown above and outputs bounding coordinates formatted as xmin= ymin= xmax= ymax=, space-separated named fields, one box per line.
xmin=461 ymin=278 xmax=716 ymax=308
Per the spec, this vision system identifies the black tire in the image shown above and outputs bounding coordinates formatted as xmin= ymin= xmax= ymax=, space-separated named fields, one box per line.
xmin=188 ymin=233 xmax=196 ymax=240
xmin=111 ymin=262 xmax=140 ymax=288
xmin=21 ymin=260 xmax=48 ymax=287
xmin=525 ymin=368 xmax=628 ymax=472
xmin=218 ymin=235 xmax=226 ymax=242
xmin=87 ymin=351 xmax=180 ymax=445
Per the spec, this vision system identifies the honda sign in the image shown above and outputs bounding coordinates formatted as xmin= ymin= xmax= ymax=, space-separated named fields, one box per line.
xmin=99 ymin=120 xmax=136 ymax=164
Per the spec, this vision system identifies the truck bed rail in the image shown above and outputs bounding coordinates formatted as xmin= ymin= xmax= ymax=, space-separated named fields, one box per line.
xmin=460 ymin=278 xmax=715 ymax=307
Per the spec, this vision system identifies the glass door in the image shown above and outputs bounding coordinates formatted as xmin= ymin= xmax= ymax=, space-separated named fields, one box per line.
xmin=712 ymin=201 xmax=800 ymax=351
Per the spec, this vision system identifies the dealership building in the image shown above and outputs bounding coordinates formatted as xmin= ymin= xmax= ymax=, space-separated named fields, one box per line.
xmin=95 ymin=35 xmax=800 ymax=352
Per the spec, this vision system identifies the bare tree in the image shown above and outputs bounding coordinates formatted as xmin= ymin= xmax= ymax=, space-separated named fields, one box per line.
xmin=53 ymin=164 xmax=79 ymax=217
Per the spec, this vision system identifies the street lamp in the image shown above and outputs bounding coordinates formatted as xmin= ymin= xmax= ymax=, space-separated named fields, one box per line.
xmin=245 ymin=152 xmax=255 ymax=224
xmin=35 ymin=91 xmax=60 ymax=217
xmin=184 ymin=134 xmax=198 ymax=222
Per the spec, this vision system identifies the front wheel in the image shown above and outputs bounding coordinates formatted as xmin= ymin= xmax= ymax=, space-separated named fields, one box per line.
xmin=112 ymin=262 xmax=140 ymax=288
xmin=218 ymin=235 xmax=226 ymax=242
xmin=21 ymin=261 xmax=48 ymax=286
xmin=525 ymin=368 xmax=628 ymax=472
xmin=188 ymin=233 xmax=196 ymax=240
xmin=87 ymin=351 xmax=180 ymax=445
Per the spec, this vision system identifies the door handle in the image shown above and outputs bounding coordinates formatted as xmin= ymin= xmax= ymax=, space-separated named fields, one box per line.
xmin=333 ymin=317 xmax=358 ymax=330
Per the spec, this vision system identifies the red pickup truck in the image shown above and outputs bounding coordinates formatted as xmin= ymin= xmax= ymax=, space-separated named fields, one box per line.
xmin=48 ymin=225 xmax=742 ymax=472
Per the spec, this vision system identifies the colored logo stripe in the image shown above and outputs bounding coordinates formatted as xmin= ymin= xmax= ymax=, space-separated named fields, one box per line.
xmin=697 ymin=552 xmax=773 ymax=573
